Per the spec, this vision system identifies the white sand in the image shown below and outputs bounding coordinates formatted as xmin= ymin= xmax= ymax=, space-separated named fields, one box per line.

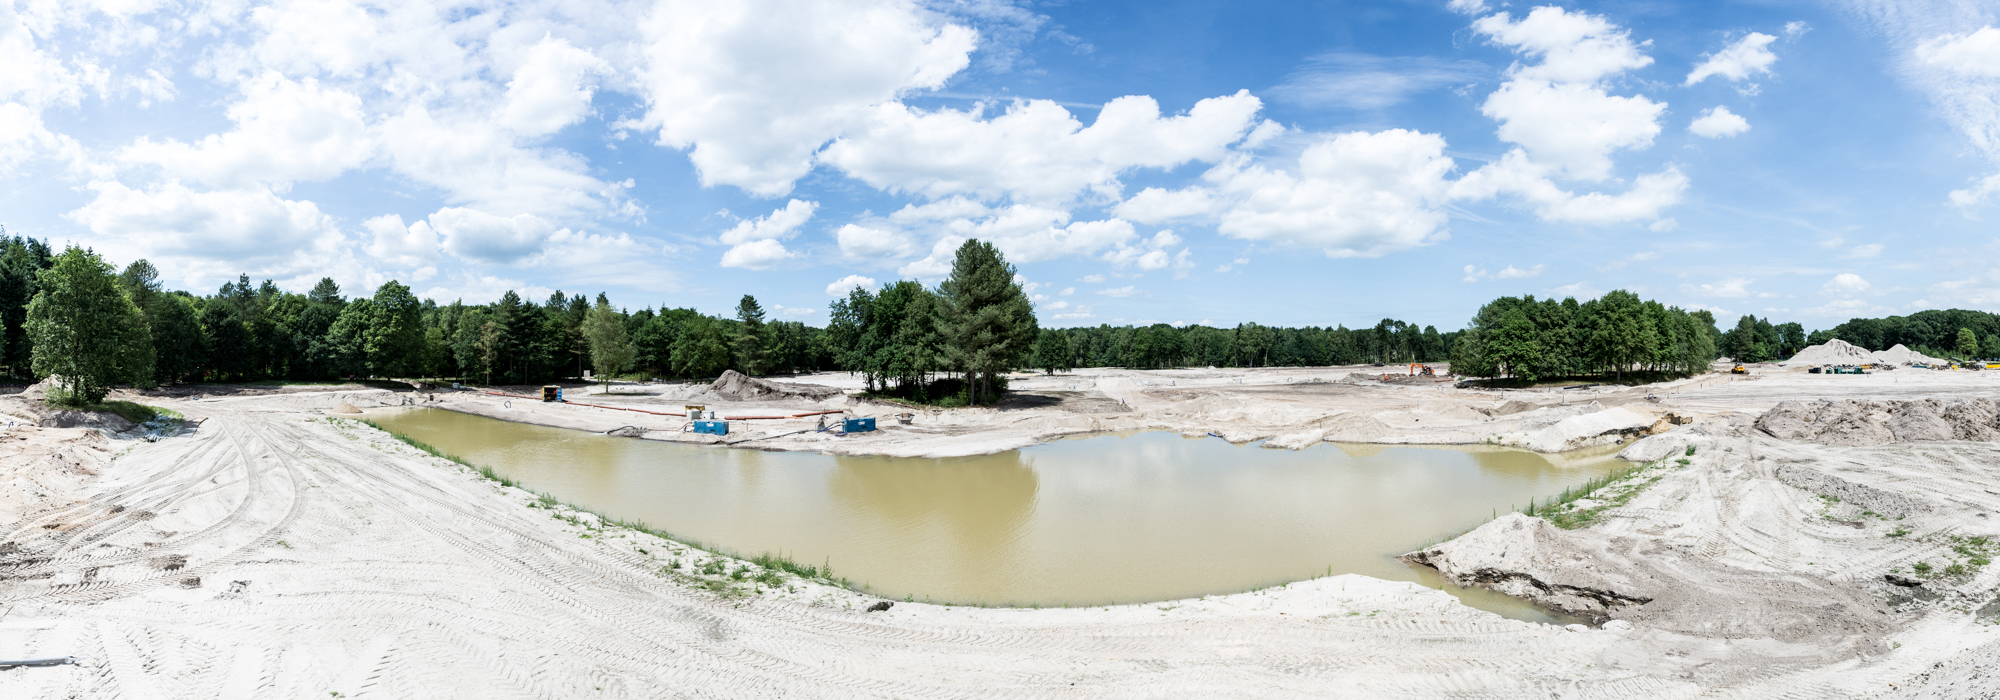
xmin=5 ymin=365 xmax=2000 ymax=696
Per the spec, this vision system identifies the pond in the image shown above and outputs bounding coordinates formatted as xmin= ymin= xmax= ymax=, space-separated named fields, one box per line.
xmin=367 ymin=407 xmax=1623 ymax=623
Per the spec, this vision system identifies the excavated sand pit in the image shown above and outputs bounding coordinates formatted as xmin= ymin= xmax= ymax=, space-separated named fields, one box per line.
xmin=6 ymin=365 xmax=2000 ymax=697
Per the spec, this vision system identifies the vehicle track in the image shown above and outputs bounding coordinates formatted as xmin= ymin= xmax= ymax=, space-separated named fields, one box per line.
xmin=9 ymin=399 xmax=1980 ymax=699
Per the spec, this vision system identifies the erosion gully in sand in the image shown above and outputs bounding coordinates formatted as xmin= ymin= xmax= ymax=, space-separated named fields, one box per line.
xmin=3 ymin=362 xmax=2000 ymax=697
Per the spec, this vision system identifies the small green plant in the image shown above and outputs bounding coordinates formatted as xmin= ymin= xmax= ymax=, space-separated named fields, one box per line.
xmin=1888 ymin=526 xmax=1911 ymax=538
xmin=1913 ymin=562 xmax=1934 ymax=575
xmin=1684 ymin=445 xmax=1696 ymax=456
xmin=277 ymin=540 xmax=292 ymax=549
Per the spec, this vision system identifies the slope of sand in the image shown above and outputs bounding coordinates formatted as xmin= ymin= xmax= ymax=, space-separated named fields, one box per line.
xmin=6 ymin=364 xmax=2000 ymax=696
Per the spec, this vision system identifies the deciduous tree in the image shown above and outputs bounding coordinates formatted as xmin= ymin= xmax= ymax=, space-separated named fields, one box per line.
xmin=25 ymin=246 xmax=153 ymax=404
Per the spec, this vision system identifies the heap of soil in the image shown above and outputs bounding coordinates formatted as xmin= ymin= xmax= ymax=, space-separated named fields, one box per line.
xmin=1756 ymin=398 xmax=2000 ymax=445
xmin=708 ymin=370 xmax=843 ymax=402
xmin=1779 ymin=339 xmax=1878 ymax=366
xmin=332 ymin=403 xmax=363 ymax=414
xmin=1873 ymin=344 xmax=1945 ymax=366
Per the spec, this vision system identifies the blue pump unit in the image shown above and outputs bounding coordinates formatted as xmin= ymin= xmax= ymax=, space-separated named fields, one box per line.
xmin=842 ymin=417 xmax=876 ymax=433
xmin=692 ymin=420 xmax=728 ymax=436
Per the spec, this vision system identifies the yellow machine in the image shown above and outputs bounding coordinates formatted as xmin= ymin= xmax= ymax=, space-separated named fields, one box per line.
xmin=541 ymin=385 xmax=561 ymax=402
xmin=1730 ymin=364 xmax=1748 ymax=374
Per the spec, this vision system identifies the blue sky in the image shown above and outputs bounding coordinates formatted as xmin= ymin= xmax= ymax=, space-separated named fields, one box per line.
xmin=4 ymin=0 xmax=1998 ymax=331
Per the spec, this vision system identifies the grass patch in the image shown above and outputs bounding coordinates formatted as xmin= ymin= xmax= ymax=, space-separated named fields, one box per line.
xmin=1521 ymin=458 xmax=1678 ymax=530
xmin=51 ymin=398 xmax=183 ymax=425
xmin=1902 ymin=534 xmax=1997 ymax=582
xmin=1461 ymin=370 xmax=1702 ymax=390
xmin=344 ymin=417 xmax=863 ymax=599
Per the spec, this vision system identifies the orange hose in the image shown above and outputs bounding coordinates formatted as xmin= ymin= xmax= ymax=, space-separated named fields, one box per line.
xmin=480 ymin=390 xmax=845 ymax=420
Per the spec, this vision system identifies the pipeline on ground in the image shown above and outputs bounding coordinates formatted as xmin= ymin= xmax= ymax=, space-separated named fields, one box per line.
xmin=480 ymin=390 xmax=846 ymax=421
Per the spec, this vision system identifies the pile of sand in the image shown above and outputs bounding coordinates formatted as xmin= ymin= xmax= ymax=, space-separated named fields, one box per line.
xmin=1514 ymin=407 xmax=1655 ymax=452
xmin=1756 ymin=398 xmax=2000 ymax=445
xmin=1781 ymin=339 xmax=1877 ymax=366
xmin=1873 ymin=344 xmax=1945 ymax=366
xmin=708 ymin=370 xmax=844 ymax=402
xmin=331 ymin=402 xmax=363 ymax=414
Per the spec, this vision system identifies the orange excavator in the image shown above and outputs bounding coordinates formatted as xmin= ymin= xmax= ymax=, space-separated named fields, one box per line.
xmin=1409 ymin=364 xmax=1436 ymax=376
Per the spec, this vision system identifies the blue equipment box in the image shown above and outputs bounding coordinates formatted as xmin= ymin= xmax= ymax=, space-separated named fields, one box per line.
xmin=843 ymin=417 xmax=876 ymax=433
xmin=692 ymin=420 xmax=728 ymax=435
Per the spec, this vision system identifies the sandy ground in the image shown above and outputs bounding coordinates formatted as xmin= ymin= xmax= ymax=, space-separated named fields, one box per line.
xmin=4 ymin=365 xmax=2000 ymax=697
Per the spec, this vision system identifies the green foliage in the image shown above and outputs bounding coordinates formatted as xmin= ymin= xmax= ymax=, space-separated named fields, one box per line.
xmin=582 ymin=299 xmax=634 ymax=386
xmin=937 ymin=240 xmax=1037 ymax=405
xmin=326 ymin=281 xmax=427 ymax=378
xmin=1525 ymin=459 xmax=1675 ymax=529
xmin=1032 ymin=330 xmax=1073 ymax=374
xmin=1958 ymin=327 xmax=1981 ymax=358
xmin=26 ymin=246 xmax=154 ymax=404
xmin=672 ymin=314 xmax=733 ymax=379
xmin=1453 ymin=290 xmax=1717 ymax=381
xmin=733 ymin=295 xmax=769 ymax=374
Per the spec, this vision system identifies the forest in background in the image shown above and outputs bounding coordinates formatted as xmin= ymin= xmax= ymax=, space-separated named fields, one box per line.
xmin=9 ymin=230 xmax=2000 ymax=406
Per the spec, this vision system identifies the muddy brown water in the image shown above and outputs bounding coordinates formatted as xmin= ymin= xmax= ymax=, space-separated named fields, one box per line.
xmin=369 ymin=407 xmax=1623 ymax=624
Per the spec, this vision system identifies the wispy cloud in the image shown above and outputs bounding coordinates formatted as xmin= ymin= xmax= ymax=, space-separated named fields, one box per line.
xmin=1269 ymin=53 xmax=1490 ymax=110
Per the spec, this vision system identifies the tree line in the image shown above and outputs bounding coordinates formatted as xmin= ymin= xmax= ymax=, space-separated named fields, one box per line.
xmin=1447 ymin=290 xmax=1720 ymax=381
xmin=1025 ymin=319 xmax=1458 ymax=374
xmin=7 ymin=237 xmax=1045 ymax=407
xmin=1809 ymin=309 xmax=2000 ymax=360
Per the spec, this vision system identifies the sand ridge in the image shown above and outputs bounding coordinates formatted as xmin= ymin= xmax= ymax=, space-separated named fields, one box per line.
xmin=6 ymin=364 xmax=2000 ymax=696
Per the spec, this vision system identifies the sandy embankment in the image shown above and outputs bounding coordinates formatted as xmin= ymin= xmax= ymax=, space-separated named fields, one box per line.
xmin=4 ymin=365 xmax=2000 ymax=696
xmin=433 ymin=366 xmax=1739 ymax=458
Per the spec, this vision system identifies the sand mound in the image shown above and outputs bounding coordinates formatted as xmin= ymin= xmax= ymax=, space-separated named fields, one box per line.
xmin=1873 ymin=344 xmax=1945 ymax=366
xmin=18 ymin=375 xmax=67 ymax=401
xmin=1316 ymin=411 xmax=1393 ymax=442
xmin=1781 ymin=339 xmax=1876 ymax=366
xmin=1756 ymin=398 xmax=2000 ymax=445
xmin=332 ymin=402 xmax=363 ymax=414
xmin=1489 ymin=399 xmax=1538 ymax=416
xmin=1515 ymin=407 xmax=1655 ymax=452
xmin=708 ymin=370 xmax=844 ymax=402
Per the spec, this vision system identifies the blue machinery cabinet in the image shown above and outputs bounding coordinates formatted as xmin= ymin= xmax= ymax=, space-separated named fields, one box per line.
xmin=842 ymin=417 xmax=876 ymax=433
xmin=692 ymin=420 xmax=729 ymax=435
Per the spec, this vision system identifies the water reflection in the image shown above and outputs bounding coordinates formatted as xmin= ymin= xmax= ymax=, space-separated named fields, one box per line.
xmin=367 ymin=408 xmax=1618 ymax=622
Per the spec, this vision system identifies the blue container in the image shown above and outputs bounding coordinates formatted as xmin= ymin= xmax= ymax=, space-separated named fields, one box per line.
xmin=692 ymin=420 xmax=729 ymax=435
xmin=842 ymin=417 xmax=876 ymax=433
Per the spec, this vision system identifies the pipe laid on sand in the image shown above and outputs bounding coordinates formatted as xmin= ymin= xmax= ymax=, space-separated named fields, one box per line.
xmin=1 ymin=656 xmax=83 ymax=667
xmin=482 ymin=391 xmax=845 ymax=421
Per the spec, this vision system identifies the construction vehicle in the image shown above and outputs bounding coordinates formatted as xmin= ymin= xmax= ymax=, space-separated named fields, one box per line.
xmin=1409 ymin=363 xmax=1436 ymax=376
xmin=1730 ymin=364 xmax=1748 ymax=375
xmin=1832 ymin=365 xmax=1866 ymax=375
xmin=541 ymin=385 xmax=563 ymax=402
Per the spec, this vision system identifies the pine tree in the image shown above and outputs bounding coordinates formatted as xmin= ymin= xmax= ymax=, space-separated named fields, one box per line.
xmin=734 ymin=294 xmax=769 ymax=375
xmin=936 ymin=239 xmax=1037 ymax=405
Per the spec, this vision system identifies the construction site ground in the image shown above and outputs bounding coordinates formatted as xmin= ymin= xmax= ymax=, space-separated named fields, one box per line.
xmin=3 ymin=362 xmax=2000 ymax=697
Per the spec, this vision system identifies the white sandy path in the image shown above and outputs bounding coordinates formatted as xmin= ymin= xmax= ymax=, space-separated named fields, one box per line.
xmin=0 ymin=396 xmax=1919 ymax=699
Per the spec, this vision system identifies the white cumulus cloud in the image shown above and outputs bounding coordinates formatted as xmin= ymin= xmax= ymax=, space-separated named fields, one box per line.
xmin=1685 ymin=33 xmax=1780 ymax=85
xmin=1689 ymin=106 xmax=1751 ymax=138
xmin=820 ymin=91 xmax=1263 ymax=205
xmin=826 ymin=274 xmax=878 ymax=296
xmin=1826 ymin=272 xmax=1871 ymax=294
xmin=632 ymin=0 xmax=976 ymax=197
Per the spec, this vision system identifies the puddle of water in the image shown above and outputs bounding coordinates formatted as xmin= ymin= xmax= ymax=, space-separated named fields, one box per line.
xmin=367 ymin=408 xmax=1620 ymax=624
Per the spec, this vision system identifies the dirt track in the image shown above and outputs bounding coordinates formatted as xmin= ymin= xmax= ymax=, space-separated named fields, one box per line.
xmin=6 ymin=366 xmax=2000 ymax=697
